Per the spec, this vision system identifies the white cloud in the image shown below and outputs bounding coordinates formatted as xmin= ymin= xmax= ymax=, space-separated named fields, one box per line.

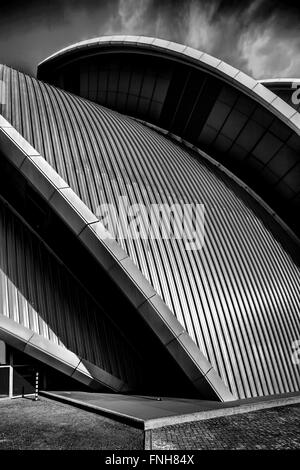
xmin=183 ymin=0 xmax=219 ymax=51
xmin=103 ymin=0 xmax=153 ymax=35
xmin=240 ymin=22 xmax=300 ymax=78
xmin=2 ymin=0 xmax=299 ymax=80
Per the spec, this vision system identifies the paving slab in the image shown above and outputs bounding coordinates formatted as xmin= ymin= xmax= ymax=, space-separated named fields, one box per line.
xmin=41 ymin=390 xmax=300 ymax=430
xmin=149 ymin=404 xmax=300 ymax=450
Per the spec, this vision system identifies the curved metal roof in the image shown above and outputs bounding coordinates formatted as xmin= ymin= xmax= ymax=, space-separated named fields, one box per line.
xmin=1 ymin=65 xmax=300 ymax=399
xmin=0 ymin=70 xmax=233 ymax=401
xmin=37 ymin=36 xmax=300 ymax=238
xmin=38 ymin=35 xmax=300 ymax=134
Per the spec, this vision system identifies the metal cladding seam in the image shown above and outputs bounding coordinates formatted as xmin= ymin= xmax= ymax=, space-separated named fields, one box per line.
xmin=1 ymin=65 xmax=300 ymax=398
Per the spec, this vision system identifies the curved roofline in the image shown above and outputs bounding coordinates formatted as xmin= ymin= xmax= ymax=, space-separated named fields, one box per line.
xmin=37 ymin=35 xmax=300 ymax=135
xmin=0 ymin=113 xmax=234 ymax=401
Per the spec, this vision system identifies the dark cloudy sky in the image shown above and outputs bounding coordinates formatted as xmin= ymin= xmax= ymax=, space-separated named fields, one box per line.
xmin=0 ymin=0 xmax=300 ymax=79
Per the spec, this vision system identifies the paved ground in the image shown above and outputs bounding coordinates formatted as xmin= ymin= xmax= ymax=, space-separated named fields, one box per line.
xmin=149 ymin=404 xmax=300 ymax=450
xmin=42 ymin=390 xmax=300 ymax=428
xmin=0 ymin=397 xmax=143 ymax=450
xmin=43 ymin=391 xmax=222 ymax=422
xmin=1 ymin=395 xmax=300 ymax=450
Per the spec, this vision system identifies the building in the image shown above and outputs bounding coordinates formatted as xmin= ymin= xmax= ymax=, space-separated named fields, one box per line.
xmin=0 ymin=36 xmax=299 ymax=401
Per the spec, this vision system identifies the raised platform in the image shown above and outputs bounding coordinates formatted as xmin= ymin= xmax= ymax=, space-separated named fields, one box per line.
xmin=41 ymin=391 xmax=300 ymax=430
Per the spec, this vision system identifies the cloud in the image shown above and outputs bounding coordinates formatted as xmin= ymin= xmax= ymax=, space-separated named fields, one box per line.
xmin=0 ymin=0 xmax=299 ymax=79
xmin=239 ymin=14 xmax=300 ymax=78
xmin=102 ymin=0 xmax=300 ymax=78
xmin=102 ymin=0 xmax=151 ymax=35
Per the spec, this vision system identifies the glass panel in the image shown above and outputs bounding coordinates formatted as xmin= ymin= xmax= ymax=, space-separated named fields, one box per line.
xmin=115 ymin=92 xmax=128 ymax=111
xmin=137 ymin=97 xmax=150 ymax=116
xmin=0 ymin=366 xmax=9 ymax=397
xmin=218 ymin=85 xmax=238 ymax=106
xmin=221 ymin=109 xmax=248 ymax=140
xmin=106 ymin=91 xmax=117 ymax=108
xmin=88 ymin=63 xmax=98 ymax=100
xmin=97 ymin=91 xmax=106 ymax=104
xmin=214 ymin=133 xmax=233 ymax=152
xmin=261 ymin=166 xmax=281 ymax=185
xmin=269 ymin=118 xmax=292 ymax=141
xmin=129 ymin=70 xmax=143 ymax=95
xmin=275 ymin=181 xmax=296 ymax=199
xmin=152 ymin=77 xmax=170 ymax=102
xmin=287 ymin=134 xmax=300 ymax=152
xmin=107 ymin=66 xmax=119 ymax=92
xmin=206 ymin=101 xmax=231 ymax=130
xmin=252 ymin=132 xmax=283 ymax=163
xmin=118 ymin=68 xmax=131 ymax=93
xmin=235 ymin=95 xmax=256 ymax=116
xmin=149 ymin=100 xmax=163 ymax=121
xmin=283 ymin=162 xmax=300 ymax=191
xmin=247 ymin=156 xmax=265 ymax=171
xmin=140 ymin=73 xmax=156 ymax=99
xmin=235 ymin=120 xmax=265 ymax=152
xmin=252 ymin=107 xmax=274 ymax=128
xmin=79 ymin=65 xmax=89 ymax=97
xmin=267 ymin=145 xmax=298 ymax=177
xmin=198 ymin=124 xmax=218 ymax=145
xmin=229 ymin=143 xmax=248 ymax=161
xmin=158 ymin=68 xmax=172 ymax=80
xmin=126 ymin=94 xmax=139 ymax=113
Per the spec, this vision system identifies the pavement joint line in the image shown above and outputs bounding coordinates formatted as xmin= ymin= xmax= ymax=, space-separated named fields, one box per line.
xmin=144 ymin=429 xmax=152 ymax=450
xmin=40 ymin=391 xmax=145 ymax=429
xmin=41 ymin=391 xmax=300 ymax=432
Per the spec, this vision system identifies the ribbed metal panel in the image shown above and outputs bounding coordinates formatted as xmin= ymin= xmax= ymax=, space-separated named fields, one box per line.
xmin=0 ymin=197 xmax=142 ymax=386
xmin=1 ymin=65 xmax=300 ymax=398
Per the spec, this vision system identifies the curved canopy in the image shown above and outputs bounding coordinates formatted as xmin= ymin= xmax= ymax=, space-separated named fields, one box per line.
xmin=37 ymin=36 xmax=300 ymax=238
